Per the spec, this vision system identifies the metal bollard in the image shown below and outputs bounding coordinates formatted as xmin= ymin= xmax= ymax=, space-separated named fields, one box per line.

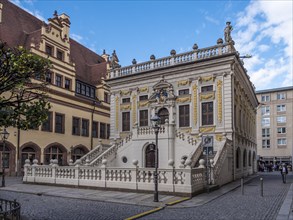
xmin=241 ymin=178 xmax=244 ymax=195
xmin=260 ymin=178 xmax=263 ymax=197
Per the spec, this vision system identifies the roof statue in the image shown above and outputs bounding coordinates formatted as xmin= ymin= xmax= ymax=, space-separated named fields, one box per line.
xmin=110 ymin=50 xmax=120 ymax=69
xmin=224 ymin=21 xmax=233 ymax=43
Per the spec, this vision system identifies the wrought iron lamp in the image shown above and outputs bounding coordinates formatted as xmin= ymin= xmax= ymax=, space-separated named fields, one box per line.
xmin=150 ymin=113 xmax=161 ymax=202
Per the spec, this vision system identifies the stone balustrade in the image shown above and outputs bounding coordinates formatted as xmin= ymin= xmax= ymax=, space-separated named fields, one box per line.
xmin=110 ymin=43 xmax=235 ymax=78
xmin=23 ymin=160 xmax=205 ymax=196
xmin=74 ymin=141 xmax=103 ymax=165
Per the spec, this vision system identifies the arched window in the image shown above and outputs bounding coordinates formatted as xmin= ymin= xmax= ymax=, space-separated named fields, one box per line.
xmin=243 ymin=149 xmax=247 ymax=167
xmin=145 ymin=144 xmax=156 ymax=168
xmin=158 ymin=108 xmax=169 ymax=124
xmin=236 ymin=147 xmax=241 ymax=169
xmin=249 ymin=151 xmax=252 ymax=166
xmin=72 ymin=147 xmax=87 ymax=162
xmin=44 ymin=145 xmax=65 ymax=165
xmin=21 ymin=147 xmax=36 ymax=167
xmin=0 ymin=144 xmax=10 ymax=168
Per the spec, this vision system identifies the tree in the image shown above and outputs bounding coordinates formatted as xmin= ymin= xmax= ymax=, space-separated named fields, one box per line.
xmin=0 ymin=41 xmax=51 ymax=129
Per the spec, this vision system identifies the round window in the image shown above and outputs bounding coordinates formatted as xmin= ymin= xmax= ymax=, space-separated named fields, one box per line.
xmin=122 ymin=156 xmax=128 ymax=163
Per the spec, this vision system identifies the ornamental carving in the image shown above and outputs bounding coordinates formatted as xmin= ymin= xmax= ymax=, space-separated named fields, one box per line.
xmin=120 ymin=104 xmax=131 ymax=111
xmin=138 ymin=101 xmax=149 ymax=108
xmin=217 ymin=80 xmax=223 ymax=123
xmin=192 ymin=84 xmax=198 ymax=126
xmin=199 ymin=126 xmax=215 ymax=133
xmin=200 ymin=92 xmax=215 ymax=100
xmin=115 ymin=96 xmax=119 ymax=130
xmin=149 ymin=77 xmax=176 ymax=104
xmin=177 ymin=80 xmax=190 ymax=87
xmin=200 ymin=75 xmax=215 ymax=82
xmin=176 ymin=96 xmax=191 ymax=103
xmin=139 ymin=87 xmax=148 ymax=93
xmin=215 ymin=134 xmax=223 ymax=141
xmin=120 ymin=90 xmax=131 ymax=96
xmin=132 ymin=95 xmax=137 ymax=126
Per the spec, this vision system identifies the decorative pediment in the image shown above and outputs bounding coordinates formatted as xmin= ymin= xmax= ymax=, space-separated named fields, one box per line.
xmin=149 ymin=77 xmax=176 ymax=103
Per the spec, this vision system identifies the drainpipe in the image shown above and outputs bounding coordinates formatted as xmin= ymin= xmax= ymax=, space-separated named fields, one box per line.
xmin=231 ymin=62 xmax=236 ymax=181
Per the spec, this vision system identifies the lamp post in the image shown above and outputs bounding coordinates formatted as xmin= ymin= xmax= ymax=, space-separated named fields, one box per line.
xmin=0 ymin=128 xmax=10 ymax=187
xmin=151 ymin=113 xmax=161 ymax=202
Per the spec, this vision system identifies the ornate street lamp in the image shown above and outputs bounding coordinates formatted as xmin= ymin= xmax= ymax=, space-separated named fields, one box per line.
xmin=0 ymin=128 xmax=10 ymax=187
xmin=150 ymin=113 xmax=161 ymax=202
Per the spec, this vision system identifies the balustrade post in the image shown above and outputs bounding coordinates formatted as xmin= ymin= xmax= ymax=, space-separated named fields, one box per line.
xmin=170 ymin=56 xmax=174 ymax=65
xmin=101 ymin=159 xmax=107 ymax=188
xmin=23 ymin=159 xmax=31 ymax=182
xmin=150 ymin=61 xmax=154 ymax=69
xmin=132 ymin=160 xmax=139 ymax=190
xmin=194 ymin=50 xmax=198 ymax=61
xmin=74 ymin=164 xmax=80 ymax=186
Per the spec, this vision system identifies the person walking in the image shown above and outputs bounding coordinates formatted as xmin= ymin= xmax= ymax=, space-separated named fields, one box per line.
xmin=281 ymin=163 xmax=288 ymax=183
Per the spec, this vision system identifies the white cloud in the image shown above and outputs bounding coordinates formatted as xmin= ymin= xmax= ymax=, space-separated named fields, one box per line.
xmin=11 ymin=0 xmax=45 ymax=21
xmin=234 ymin=0 xmax=293 ymax=90
xmin=71 ymin=33 xmax=83 ymax=42
xmin=205 ymin=16 xmax=219 ymax=25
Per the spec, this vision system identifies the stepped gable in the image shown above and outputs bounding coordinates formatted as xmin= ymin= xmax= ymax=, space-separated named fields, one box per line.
xmin=0 ymin=0 xmax=107 ymax=86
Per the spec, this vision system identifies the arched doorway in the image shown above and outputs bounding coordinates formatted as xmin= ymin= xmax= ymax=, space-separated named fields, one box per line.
xmin=158 ymin=108 xmax=169 ymax=124
xmin=44 ymin=143 xmax=67 ymax=166
xmin=145 ymin=144 xmax=156 ymax=168
xmin=71 ymin=145 xmax=89 ymax=162
xmin=0 ymin=141 xmax=16 ymax=175
xmin=21 ymin=147 xmax=36 ymax=167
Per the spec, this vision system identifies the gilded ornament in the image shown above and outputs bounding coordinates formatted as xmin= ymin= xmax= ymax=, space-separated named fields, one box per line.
xmin=215 ymin=134 xmax=223 ymax=141
xmin=132 ymin=95 xmax=137 ymax=126
xmin=139 ymin=87 xmax=148 ymax=93
xmin=200 ymin=93 xmax=215 ymax=100
xmin=120 ymin=104 xmax=131 ymax=111
xmin=121 ymin=90 xmax=131 ymax=96
xmin=217 ymin=80 xmax=223 ymax=123
xmin=177 ymin=80 xmax=190 ymax=87
xmin=139 ymin=101 xmax=149 ymax=107
xmin=201 ymin=76 xmax=215 ymax=82
xmin=192 ymin=84 xmax=197 ymax=126
xmin=176 ymin=96 xmax=191 ymax=103
xmin=199 ymin=126 xmax=215 ymax=133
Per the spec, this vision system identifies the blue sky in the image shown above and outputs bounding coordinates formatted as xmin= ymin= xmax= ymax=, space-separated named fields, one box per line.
xmin=12 ymin=0 xmax=293 ymax=90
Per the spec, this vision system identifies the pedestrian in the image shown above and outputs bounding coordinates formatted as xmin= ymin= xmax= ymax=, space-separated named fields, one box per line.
xmin=280 ymin=163 xmax=288 ymax=183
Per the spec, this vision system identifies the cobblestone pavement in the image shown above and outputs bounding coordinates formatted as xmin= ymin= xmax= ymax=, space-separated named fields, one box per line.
xmin=0 ymin=190 xmax=151 ymax=220
xmin=0 ymin=173 xmax=291 ymax=220
xmin=141 ymin=173 xmax=293 ymax=220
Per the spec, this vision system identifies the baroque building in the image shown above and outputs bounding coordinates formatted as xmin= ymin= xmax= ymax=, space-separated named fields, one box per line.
xmin=78 ymin=22 xmax=259 ymax=184
xmin=0 ymin=0 xmax=111 ymax=175
xmin=256 ymin=86 xmax=293 ymax=166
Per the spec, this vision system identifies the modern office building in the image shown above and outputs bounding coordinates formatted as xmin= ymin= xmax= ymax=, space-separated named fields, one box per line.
xmin=0 ymin=0 xmax=111 ymax=175
xmin=256 ymin=86 xmax=293 ymax=166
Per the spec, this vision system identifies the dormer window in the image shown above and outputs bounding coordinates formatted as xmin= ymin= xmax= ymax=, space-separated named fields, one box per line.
xmin=45 ymin=44 xmax=53 ymax=56
xmin=57 ymin=50 xmax=64 ymax=61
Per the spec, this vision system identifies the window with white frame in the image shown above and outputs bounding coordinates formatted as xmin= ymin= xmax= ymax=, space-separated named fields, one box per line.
xmin=277 ymin=104 xmax=286 ymax=112
xmin=261 ymin=118 xmax=270 ymax=127
xmin=277 ymin=138 xmax=287 ymax=145
xmin=261 ymin=95 xmax=270 ymax=102
xmin=262 ymin=139 xmax=270 ymax=148
xmin=277 ymin=127 xmax=286 ymax=134
xmin=277 ymin=116 xmax=286 ymax=123
xmin=178 ymin=89 xmax=189 ymax=96
xmin=277 ymin=93 xmax=285 ymax=100
xmin=261 ymin=106 xmax=270 ymax=115
xmin=262 ymin=128 xmax=270 ymax=137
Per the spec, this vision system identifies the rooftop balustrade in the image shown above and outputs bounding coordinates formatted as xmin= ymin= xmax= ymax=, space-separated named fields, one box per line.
xmin=110 ymin=42 xmax=235 ymax=79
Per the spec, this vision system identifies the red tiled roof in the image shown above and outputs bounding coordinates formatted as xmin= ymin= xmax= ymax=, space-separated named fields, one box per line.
xmin=0 ymin=0 xmax=106 ymax=86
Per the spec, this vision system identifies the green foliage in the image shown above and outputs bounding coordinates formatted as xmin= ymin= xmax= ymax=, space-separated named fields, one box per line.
xmin=0 ymin=41 xmax=51 ymax=130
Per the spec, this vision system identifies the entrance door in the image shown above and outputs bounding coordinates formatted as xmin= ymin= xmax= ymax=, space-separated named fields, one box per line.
xmin=158 ymin=108 xmax=169 ymax=124
xmin=145 ymin=144 xmax=156 ymax=168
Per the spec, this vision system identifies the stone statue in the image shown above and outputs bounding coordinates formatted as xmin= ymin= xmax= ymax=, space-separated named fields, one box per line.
xmin=224 ymin=21 xmax=233 ymax=43
xmin=110 ymin=50 xmax=119 ymax=69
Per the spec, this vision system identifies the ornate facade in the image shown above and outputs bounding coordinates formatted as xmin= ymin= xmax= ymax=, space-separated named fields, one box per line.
xmin=0 ymin=0 xmax=110 ymax=175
